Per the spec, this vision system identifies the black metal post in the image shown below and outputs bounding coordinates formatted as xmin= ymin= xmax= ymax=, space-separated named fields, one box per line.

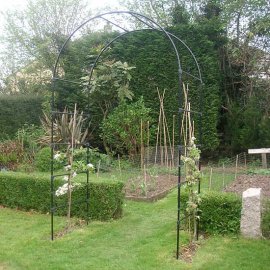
xmin=50 ymin=79 xmax=56 ymax=241
xmin=86 ymin=143 xmax=90 ymax=225
xmin=196 ymin=83 xmax=203 ymax=241
xmin=176 ymin=144 xmax=182 ymax=259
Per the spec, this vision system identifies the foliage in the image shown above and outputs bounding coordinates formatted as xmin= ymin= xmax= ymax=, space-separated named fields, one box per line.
xmin=0 ymin=94 xmax=43 ymax=140
xmin=0 ymin=140 xmax=23 ymax=170
xmin=0 ymin=172 xmax=124 ymax=221
xmin=181 ymin=137 xmax=202 ymax=240
xmin=247 ymin=168 xmax=270 ymax=176
xmin=181 ymin=191 xmax=242 ymax=234
xmin=111 ymin=23 xmax=222 ymax=152
xmin=16 ymin=124 xmax=44 ymax=163
xmin=35 ymin=147 xmax=60 ymax=172
xmin=0 ymin=0 xmax=92 ymax=90
xmin=40 ymin=105 xmax=88 ymax=146
xmin=72 ymin=147 xmax=113 ymax=172
xmin=101 ymin=97 xmax=152 ymax=157
xmin=262 ymin=199 xmax=270 ymax=238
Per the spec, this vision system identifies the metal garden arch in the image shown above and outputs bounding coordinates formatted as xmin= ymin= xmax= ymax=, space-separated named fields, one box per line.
xmin=50 ymin=11 xmax=203 ymax=259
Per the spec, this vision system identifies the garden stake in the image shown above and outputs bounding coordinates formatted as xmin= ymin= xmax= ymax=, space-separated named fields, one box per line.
xmin=172 ymin=114 xmax=175 ymax=164
xmin=235 ymin=154 xmax=239 ymax=180
xmin=147 ymin=120 xmax=150 ymax=166
xmin=222 ymin=163 xmax=225 ymax=189
xmin=97 ymin=159 xmax=101 ymax=178
xmin=209 ymin=167 xmax=213 ymax=191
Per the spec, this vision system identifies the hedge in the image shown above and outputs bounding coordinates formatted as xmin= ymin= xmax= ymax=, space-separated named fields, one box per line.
xmin=0 ymin=94 xmax=43 ymax=140
xmin=0 ymin=172 xmax=124 ymax=221
xmin=180 ymin=191 xmax=242 ymax=234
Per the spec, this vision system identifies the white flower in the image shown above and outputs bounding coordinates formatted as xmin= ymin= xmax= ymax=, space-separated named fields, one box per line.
xmin=54 ymin=153 xmax=61 ymax=160
xmin=55 ymin=183 xmax=73 ymax=197
xmin=191 ymin=136 xmax=196 ymax=142
xmin=72 ymin=171 xmax=77 ymax=178
xmin=87 ymin=163 xmax=94 ymax=169
xmin=65 ymin=165 xmax=72 ymax=171
xmin=63 ymin=175 xmax=69 ymax=181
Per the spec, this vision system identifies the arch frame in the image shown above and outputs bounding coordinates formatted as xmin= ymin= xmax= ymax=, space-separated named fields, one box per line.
xmin=50 ymin=11 xmax=203 ymax=260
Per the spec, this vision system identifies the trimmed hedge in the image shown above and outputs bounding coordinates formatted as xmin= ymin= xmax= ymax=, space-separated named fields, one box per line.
xmin=0 ymin=172 xmax=124 ymax=221
xmin=181 ymin=191 xmax=242 ymax=234
xmin=0 ymin=94 xmax=43 ymax=140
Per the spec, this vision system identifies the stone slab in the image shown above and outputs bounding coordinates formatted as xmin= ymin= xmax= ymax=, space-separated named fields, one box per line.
xmin=240 ymin=188 xmax=262 ymax=238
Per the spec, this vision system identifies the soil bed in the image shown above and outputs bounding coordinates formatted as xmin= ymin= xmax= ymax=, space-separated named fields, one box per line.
xmin=125 ymin=174 xmax=178 ymax=202
xmin=224 ymin=174 xmax=270 ymax=197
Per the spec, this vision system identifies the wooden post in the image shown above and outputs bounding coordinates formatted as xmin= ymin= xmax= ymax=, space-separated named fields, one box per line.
xmin=144 ymin=164 xmax=147 ymax=197
xmin=141 ymin=119 xmax=144 ymax=170
xmin=97 ymin=160 xmax=101 ymax=178
xmin=172 ymin=114 xmax=175 ymax=166
xmin=118 ymin=154 xmax=121 ymax=176
xmin=235 ymin=155 xmax=239 ymax=180
xmin=248 ymin=148 xmax=270 ymax=169
xmin=147 ymin=120 xmax=150 ymax=166
xmin=262 ymin=153 xmax=267 ymax=169
xmin=222 ymin=163 xmax=225 ymax=189
xmin=209 ymin=168 xmax=213 ymax=191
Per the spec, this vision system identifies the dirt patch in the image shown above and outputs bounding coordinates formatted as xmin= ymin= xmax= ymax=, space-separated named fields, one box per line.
xmin=124 ymin=174 xmax=178 ymax=201
xmin=224 ymin=174 xmax=270 ymax=197
xmin=179 ymin=242 xmax=199 ymax=263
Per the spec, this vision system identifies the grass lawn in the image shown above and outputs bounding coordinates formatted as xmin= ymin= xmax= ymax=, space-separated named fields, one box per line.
xmin=1 ymin=189 xmax=269 ymax=269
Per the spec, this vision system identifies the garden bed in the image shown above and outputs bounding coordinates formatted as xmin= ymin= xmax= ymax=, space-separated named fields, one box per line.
xmin=224 ymin=174 xmax=270 ymax=197
xmin=124 ymin=174 xmax=178 ymax=202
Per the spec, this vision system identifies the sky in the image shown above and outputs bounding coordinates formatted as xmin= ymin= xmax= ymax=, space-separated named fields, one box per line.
xmin=0 ymin=0 xmax=123 ymax=33
xmin=0 ymin=0 xmax=121 ymax=11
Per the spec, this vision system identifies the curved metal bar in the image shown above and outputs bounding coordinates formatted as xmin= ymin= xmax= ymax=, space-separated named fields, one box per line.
xmin=85 ymin=28 xmax=202 ymax=89
xmin=53 ymin=11 xmax=183 ymax=78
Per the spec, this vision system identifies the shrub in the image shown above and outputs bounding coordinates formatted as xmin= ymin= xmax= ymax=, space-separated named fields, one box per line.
xmin=35 ymin=147 xmax=63 ymax=172
xmin=0 ymin=94 xmax=43 ymax=140
xmin=0 ymin=140 xmax=23 ymax=170
xmin=181 ymin=191 xmax=241 ymax=234
xmin=35 ymin=147 xmax=52 ymax=171
xmin=262 ymin=199 xmax=270 ymax=238
xmin=0 ymin=172 xmax=124 ymax=220
xmin=16 ymin=124 xmax=44 ymax=162
xmin=101 ymin=98 xmax=152 ymax=157
xmin=73 ymin=147 xmax=113 ymax=172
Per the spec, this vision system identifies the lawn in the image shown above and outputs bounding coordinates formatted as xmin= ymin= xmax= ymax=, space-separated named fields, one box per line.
xmin=0 ymin=189 xmax=270 ymax=270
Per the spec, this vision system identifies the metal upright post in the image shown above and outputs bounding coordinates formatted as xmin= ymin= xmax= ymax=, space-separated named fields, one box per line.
xmin=50 ymin=79 xmax=56 ymax=241
xmin=86 ymin=143 xmax=90 ymax=225
xmin=196 ymin=83 xmax=203 ymax=241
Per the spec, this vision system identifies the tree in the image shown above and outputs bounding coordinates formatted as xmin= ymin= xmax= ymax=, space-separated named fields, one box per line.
xmin=101 ymin=97 xmax=152 ymax=158
xmin=120 ymin=0 xmax=203 ymax=27
xmin=0 ymin=0 xmax=92 ymax=90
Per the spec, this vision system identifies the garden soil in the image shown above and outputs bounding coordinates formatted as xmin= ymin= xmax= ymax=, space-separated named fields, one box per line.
xmin=224 ymin=175 xmax=270 ymax=198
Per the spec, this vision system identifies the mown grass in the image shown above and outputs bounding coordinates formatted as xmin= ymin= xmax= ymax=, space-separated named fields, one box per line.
xmin=1 ymin=189 xmax=270 ymax=270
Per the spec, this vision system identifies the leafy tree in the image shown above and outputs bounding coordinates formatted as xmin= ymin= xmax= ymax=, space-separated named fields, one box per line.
xmin=0 ymin=0 xmax=92 ymax=91
xmin=120 ymin=0 xmax=203 ymax=27
xmin=101 ymin=97 xmax=152 ymax=158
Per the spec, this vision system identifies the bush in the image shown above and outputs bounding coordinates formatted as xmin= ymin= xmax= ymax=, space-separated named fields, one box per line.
xmin=262 ymin=199 xmax=270 ymax=238
xmin=181 ymin=191 xmax=241 ymax=234
xmin=35 ymin=147 xmax=63 ymax=172
xmin=0 ymin=140 xmax=23 ymax=170
xmin=0 ymin=94 xmax=43 ymax=140
xmin=101 ymin=98 xmax=152 ymax=157
xmin=73 ymin=147 xmax=113 ymax=172
xmin=16 ymin=124 xmax=44 ymax=162
xmin=0 ymin=172 xmax=124 ymax=220
xmin=35 ymin=147 xmax=52 ymax=171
